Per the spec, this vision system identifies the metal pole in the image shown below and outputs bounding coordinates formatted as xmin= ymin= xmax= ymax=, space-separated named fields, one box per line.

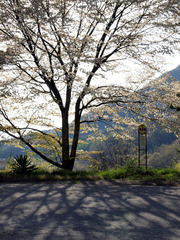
xmin=138 ymin=124 xmax=147 ymax=169
xmin=138 ymin=131 xmax=140 ymax=168
xmin=145 ymin=132 xmax=147 ymax=170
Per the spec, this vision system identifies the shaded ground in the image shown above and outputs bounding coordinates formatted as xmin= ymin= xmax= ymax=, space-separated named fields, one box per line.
xmin=0 ymin=181 xmax=180 ymax=240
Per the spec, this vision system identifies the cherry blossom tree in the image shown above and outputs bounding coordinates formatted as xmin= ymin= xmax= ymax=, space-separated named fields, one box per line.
xmin=0 ymin=0 xmax=179 ymax=170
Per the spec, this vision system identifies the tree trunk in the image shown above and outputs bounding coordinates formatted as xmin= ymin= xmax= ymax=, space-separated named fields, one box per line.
xmin=70 ymin=111 xmax=81 ymax=170
xmin=61 ymin=97 xmax=82 ymax=171
xmin=61 ymin=109 xmax=72 ymax=170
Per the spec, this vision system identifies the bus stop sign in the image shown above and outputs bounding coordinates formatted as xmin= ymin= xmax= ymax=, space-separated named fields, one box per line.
xmin=138 ymin=124 xmax=147 ymax=135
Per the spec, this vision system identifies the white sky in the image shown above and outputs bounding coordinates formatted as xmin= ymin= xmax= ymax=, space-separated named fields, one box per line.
xmin=94 ymin=53 xmax=180 ymax=90
xmin=159 ymin=54 xmax=180 ymax=72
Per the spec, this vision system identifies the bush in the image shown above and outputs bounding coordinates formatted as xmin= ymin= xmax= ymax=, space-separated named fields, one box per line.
xmin=175 ymin=161 xmax=180 ymax=170
xmin=10 ymin=154 xmax=37 ymax=175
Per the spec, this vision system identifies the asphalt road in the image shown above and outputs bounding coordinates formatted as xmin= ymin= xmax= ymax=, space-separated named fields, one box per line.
xmin=0 ymin=181 xmax=180 ymax=240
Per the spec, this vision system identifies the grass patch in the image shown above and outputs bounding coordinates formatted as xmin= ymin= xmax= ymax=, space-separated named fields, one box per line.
xmin=95 ymin=167 xmax=180 ymax=181
xmin=0 ymin=167 xmax=180 ymax=183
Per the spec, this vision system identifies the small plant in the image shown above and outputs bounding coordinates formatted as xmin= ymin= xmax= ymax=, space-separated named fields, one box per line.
xmin=11 ymin=154 xmax=36 ymax=175
xmin=175 ymin=161 xmax=180 ymax=170
xmin=124 ymin=156 xmax=138 ymax=169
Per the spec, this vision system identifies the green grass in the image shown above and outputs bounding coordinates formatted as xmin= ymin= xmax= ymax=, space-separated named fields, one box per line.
xmin=0 ymin=167 xmax=180 ymax=183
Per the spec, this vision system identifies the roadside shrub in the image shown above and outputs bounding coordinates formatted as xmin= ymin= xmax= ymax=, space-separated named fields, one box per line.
xmin=175 ymin=161 xmax=180 ymax=170
xmin=88 ymin=138 xmax=136 ymax=171
xmin=124 ymin=156 xmax=138 ymax=169
xmin=10 ymin=154 xmax=37 ymax=175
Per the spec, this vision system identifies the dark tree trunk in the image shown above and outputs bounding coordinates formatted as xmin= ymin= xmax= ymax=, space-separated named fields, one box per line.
xmin=61 ymin=109 xmax=71 ymax=170
xmin=61 ymin=97 xmax=82 ymax=171
xmin=70 ymin=110 xmax=81 ymax=170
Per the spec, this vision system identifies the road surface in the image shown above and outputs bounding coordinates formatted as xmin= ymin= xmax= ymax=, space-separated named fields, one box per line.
xmin=0 ymin=181 xmax=180 ymax=240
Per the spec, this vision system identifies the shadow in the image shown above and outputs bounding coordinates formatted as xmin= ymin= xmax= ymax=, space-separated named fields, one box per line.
xmin=0 ymin=181 xmax=180 ymax=240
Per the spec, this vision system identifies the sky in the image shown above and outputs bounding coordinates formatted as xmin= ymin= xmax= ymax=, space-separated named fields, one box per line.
xmin=96 ymin=52 xmax=180 ymax=90
xmin=160 ymin=54 xmax=180 ymax=71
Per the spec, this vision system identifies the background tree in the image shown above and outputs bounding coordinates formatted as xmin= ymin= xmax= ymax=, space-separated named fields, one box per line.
xmin=88 ymin=137 xmax=136 ymax=171
xmin=148 ymin=138 xmax=180 ymax=168
xmin=0 ymin=0 xmax=179 ymax=170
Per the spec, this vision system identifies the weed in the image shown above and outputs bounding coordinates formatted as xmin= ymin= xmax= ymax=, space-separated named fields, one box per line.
xmin=10 ymin=155 xmax=37 ymax=176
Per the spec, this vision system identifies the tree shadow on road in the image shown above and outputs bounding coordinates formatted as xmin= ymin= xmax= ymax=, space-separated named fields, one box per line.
xmin=0 ymin=181 xmax=180 ymax=240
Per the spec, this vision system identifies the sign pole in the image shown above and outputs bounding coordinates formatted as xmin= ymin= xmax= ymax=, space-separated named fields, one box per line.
xmin=138 ymin=124 xmax=147 ymax=170
xmin=146 ymin=132 xmax=147 ymax=170
xmin=138 ymin=131 xmax=140 ymax=168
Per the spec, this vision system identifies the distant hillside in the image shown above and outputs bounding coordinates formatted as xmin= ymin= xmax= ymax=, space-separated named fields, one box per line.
xmin=0 ymin=143 xmax=26 ymax=159
xmin=170 ymin=64 xmax=180 ymax=80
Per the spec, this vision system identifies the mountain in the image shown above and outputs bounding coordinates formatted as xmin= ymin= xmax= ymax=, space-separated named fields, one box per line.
xmin=170 ymin=64 xmax=180 ymax=80
xmin=0 ymin=143 xmax=26 ymax=159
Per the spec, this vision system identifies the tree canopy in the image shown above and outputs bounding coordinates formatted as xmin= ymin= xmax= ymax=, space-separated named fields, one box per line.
xmin=0 ymin=0 xmax=179 ymax=170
